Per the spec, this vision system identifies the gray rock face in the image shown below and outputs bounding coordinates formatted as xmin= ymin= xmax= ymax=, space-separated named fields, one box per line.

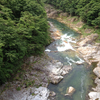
xmin=45 ymin=60 xmax=72 ymax=84
xmin=77 ymin=34 xmax=100 ymax=65
xmin=0 ymin=57 xmax=72 ymax=100
xmin=78 ymin=34 xmax=98 ymax=47
xmin=49 ymin=75 xmax=63 ymax=84
xmin=0 ymin=87 xmax=50 ymax=100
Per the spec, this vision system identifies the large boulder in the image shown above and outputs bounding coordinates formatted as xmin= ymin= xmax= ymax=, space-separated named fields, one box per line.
xmin=93 ymin=67 xmax=100 ymax=78
xmin=45 ymin=60 xmax=72 ymax=84
xmin=49 ymin=74 xmax=63 ymax=84
xmin=88 ymin=72 xmax=100 ymax=100
xmin=65 ymin=86 xmax=75 ymax=96
xmin=49 ymin=91 xmax=56 ymax=97
xmin=78 ymin=34 xmax=98 ymax=47
xmin=88 ymin=92 xmax=100 ymax=100
xmin=77 ymin=46 xmax=97 ymax=55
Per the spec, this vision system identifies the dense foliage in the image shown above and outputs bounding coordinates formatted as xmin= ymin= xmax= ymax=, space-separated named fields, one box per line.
xmin=45 ymin=0 xmax=100 ymax=27
xmin=0 ymin=0 xmax=50 ymax=84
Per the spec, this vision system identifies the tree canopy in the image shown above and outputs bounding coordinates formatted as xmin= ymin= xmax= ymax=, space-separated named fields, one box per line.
xmin=45 ymin=0 xmax=100 ymax=27
xmin=0 ymin=0 xmax=50 ymax=84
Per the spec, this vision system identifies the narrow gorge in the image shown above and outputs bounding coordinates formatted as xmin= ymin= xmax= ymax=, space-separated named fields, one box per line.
xmin=0 ymin=3 xmax=100 ymax=100
xmin=46 ymin=5 xmax=100 ymax=100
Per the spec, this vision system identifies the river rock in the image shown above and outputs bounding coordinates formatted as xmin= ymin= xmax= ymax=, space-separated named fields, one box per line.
xmin=65 ymin=86 xmax=75 ymax=96
xmin=49 ymin=74 xmax=63 ymax=84
xmin=45 ymin=60 xmax=64 ymax=84
xmin=49 ymin=22 xmax=61 ymax=41
xmin=88 ymin=92 xmax=100 ymax=100
xmin=88 ymin=78 xmax=100 ymax=100
xmin=75 ymin=61 xmax=84 ymax=65
xmin=93 ymin=67 xmax=100 ymax=78
xmin=78 ymin=34 xmax=98 ymax=47
xmin=61 ymin=65 xmax=72 ymax=76
xmin=45 ymin=60 xmax=72 ymax=84
xmin=77 ymin=45 xmax=99 ymax=65
xmin=94 ymin=78 xmax=100 ymax=92
xmin=49 ymin=91 xmax=56 ymax=97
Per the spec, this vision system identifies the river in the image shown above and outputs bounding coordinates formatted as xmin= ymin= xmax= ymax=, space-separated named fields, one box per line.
xmin=45 ymin=19 xmax=96 ymax=100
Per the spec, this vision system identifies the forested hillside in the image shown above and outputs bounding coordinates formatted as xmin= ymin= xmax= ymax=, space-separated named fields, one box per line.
xmin=45 ymin=0 xmax=100 ymax=28
xmin=0 ymin=0 xmax=50 ymax=84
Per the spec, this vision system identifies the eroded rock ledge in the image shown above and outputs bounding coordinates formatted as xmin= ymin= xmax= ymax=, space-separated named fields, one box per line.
xmin=76 ymin=34 xmax=100 ymax=100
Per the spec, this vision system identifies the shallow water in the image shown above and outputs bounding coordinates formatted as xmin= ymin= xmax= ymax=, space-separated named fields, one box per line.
xmin=46 ymin=19 xmax=96 ymax=100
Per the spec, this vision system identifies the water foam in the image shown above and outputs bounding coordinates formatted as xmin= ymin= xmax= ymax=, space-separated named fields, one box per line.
xmin=56 ymin=42 xmax=74 ymax=51
xmin=65 ymin=55 xmax=85 ymax=66
xmin=66 ymin=57 xmax=76 ymax=65
xmin=56 ymin=34 xmax=75 ymax=51
xmin=45 ymin=49 xmax=51 ymax=52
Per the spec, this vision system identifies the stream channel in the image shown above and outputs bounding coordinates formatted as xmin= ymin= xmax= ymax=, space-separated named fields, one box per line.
xmin=45 ymin=19 xmax=96 ymax=100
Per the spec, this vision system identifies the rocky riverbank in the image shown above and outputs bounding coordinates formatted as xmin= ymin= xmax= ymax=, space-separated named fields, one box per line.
xmin=77 ymin=34 xmax=100 ymax=100
xmin=0 ymin=4 xmax=100 ymax=100
xmin=45 ymin=4 xmax=95 ymax=37
xmin=0 ymin=19 xmax=72 ymax=100
xmin=45 ymin=4 xmax=100 ymax=100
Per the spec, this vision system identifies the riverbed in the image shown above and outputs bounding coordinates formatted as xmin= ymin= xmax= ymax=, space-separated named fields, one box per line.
xmin=45 ymin=19 xmax=96 ymax=100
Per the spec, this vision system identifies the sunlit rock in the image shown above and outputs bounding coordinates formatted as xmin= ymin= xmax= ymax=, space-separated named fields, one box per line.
xmin=78 ymin=34 xmax=98 ymax=47
xmin=93 ymin=67 xmax=100 ymax=78
xmin=65 ymin=86 xmax=75 ymax=96
xmin=27 ymin=87 xmax=50 ymax=100
xmin=77 ymin=46 xmax=97 ymax=55
xmin=61 ymin=65 xmax=72 ymax=76
xmin=49 ymin=74 xmax=63 ymax=84
xmin=88 ymin=92 xmax=100 ymax=100
xmin=53 ymin=30 xmax=61 ymax=40
xmin=49 ymin=91 xmax=56 ymax=97
xmin=45 ymin=60 xmax=72 ymax=84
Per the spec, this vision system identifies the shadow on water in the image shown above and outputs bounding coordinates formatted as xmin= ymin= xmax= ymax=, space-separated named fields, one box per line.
xmin=46 ymin=19 xmax=96 ymax=100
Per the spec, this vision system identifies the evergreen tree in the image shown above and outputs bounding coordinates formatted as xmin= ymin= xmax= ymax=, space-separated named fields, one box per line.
xmin=0 ymin=0 xmax=50 ymax=84
xmin=45 ymin=0 xmax=100 ymax=27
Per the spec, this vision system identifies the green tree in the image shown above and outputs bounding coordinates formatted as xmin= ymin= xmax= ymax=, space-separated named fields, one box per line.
xmin=0 ymin=0 xmax=50 ymax=84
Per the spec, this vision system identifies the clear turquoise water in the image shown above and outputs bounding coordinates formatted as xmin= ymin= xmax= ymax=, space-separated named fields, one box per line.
xmin=46 ymin=19 xmax=96 ymax=100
